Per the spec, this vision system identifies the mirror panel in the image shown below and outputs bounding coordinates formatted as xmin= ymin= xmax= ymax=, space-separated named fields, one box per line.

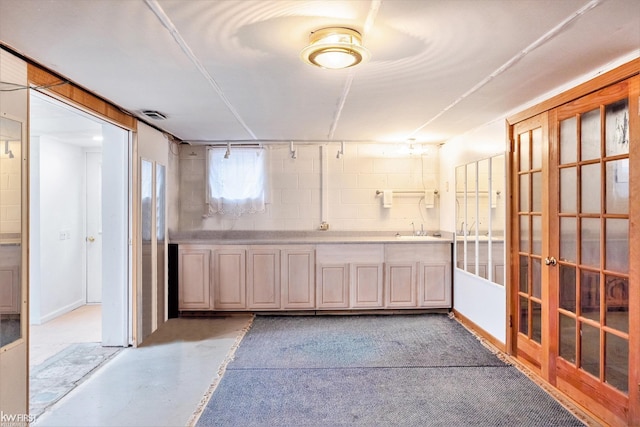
xmin=0 ymin=116 xmax=23 ymax=348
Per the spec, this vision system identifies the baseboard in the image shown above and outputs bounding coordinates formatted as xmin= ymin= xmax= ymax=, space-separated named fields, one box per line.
xmin=451 ymin=309 xmax=506 ymax=353
xmin=37 ymin=299 xmax=85 ymax=324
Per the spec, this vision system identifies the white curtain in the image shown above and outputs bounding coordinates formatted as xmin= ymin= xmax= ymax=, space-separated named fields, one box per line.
xmin=206 ymin=147 xmax=266 ymax=216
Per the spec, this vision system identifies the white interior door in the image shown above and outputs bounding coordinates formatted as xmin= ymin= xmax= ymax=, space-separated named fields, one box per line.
xmin=86 ymin=151 xmax=102 ymax=303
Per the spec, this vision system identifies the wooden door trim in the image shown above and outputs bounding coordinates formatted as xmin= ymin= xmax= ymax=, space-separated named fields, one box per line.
xmin=27 ymin=63 xmax=136 ymax=131
xmin=627 ymin=74 xmax=639 ymax=425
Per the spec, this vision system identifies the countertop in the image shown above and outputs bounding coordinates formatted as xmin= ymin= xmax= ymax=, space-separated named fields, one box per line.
xmin=169 ymin=230 xmax=454 ymax=245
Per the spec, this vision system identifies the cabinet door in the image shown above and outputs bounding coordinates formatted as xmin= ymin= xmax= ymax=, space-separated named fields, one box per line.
xmin=214 ymin=248 xmax=246 ymax=310
xmin=317 ymin=264 xmax=349 ymax=308
xmin=418 ymin=262 xmax=451 ymax=308
xmin=281 ymin=247 xmax=315 ymax=309
xmin=247 ymin=248 xmax=280 ymax=309
xmin=0 ymin=266 xmax=20 ymax=314
xmin=178 ymin=247 xmax=211 ymax=310
xmin=351 ymin=263 xmax=383 ymax=308
xmin=385 ymin=263 xmax=417 ymax=307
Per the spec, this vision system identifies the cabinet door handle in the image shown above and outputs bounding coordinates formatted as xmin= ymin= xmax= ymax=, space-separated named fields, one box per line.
xmin=544 ymin=256 xmax=557 ymax=266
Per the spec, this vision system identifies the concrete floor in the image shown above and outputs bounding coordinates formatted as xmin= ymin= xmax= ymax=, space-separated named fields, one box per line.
xmin=33 ymin=313 xmax=252 ymax=427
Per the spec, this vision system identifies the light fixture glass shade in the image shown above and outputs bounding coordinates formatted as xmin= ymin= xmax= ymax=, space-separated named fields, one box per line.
xmin=301 ymin=27 xmax=370 ymax=69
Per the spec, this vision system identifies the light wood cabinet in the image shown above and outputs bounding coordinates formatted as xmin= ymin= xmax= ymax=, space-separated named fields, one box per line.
xmin=178 ymin=246 xmax=211 ymax=310
xmin=281 ymin=247 xmax=315 ymax=309
xmin=316 ymin=244 xmax=385 ymax=310
xmin=418 ymin=262 xmax=452 ymax=308
xmin=0 ymin=245 xmax=21 ymax=315
xmin=351 ymin=263 xmax=384 ymax=308
xmin=213 ymin=247 xmax=246 ymax=310
xmin=247 ymin=247 xmax=280 ymax=309
xmin=178 ymin=241 xmax=451 ymax=312
xmin=316 ymin=264 xmax=350 ymax=308
xmin=386 ymin=244 xmax=451 ymax=309
xmin=385 ymin=263 xmax=417 ymax=307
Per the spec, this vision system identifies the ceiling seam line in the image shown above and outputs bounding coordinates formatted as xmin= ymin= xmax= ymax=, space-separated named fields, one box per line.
xmin=143 ymin=0 xmax=257 ymax=140
xmin=408 ymin=0 xmax=603 ymax=138
xmin=327 ymin=0 xmax=382 ymax=140
xmin=328 ymin=73 xmax=355 ymax=140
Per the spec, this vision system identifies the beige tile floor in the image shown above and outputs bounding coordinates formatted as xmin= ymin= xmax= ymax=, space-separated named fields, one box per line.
xmin=32 ymin=313 xmax=252 ymax=427
xmin=30 ymin=304 xmax=102 ymax=367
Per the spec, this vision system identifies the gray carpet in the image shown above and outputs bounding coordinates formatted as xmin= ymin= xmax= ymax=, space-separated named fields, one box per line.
xmin=231 ymin=315 xmax=505 ymax=369
xmin=197 ymin=314 xmax=584 ymax=427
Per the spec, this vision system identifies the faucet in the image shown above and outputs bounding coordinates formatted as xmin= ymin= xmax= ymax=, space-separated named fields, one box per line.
xmin=410 ymin=222 xmax=416 ymax=235
xmin=467 ymin=221 xmax=476 ymax=235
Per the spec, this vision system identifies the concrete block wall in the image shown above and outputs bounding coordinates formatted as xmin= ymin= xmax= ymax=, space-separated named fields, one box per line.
xmin=0 ymin=140 xmax=21 ymax=235
xmin=177 ymin=142 xmax=440 ymax=233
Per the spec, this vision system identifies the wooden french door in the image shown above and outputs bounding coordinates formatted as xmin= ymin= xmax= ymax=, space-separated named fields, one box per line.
xmin=550 ymin=79 xmax=636 ymax=425
xmin=512 ymin=113 xmax=549 ymax=374
xmin=512 ymin=76 xmax=639 ymax=426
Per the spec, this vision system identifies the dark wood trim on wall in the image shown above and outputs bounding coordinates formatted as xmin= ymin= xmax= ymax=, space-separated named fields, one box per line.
xmin=27 ymin=62 xmax=137 ymax=131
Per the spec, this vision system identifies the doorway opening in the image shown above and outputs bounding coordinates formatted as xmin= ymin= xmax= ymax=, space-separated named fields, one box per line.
xmin=28 ymin=91 xmax=131 ymax=418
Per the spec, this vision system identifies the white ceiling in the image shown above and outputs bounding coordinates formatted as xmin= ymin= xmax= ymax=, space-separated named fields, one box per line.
xmin=1 ymin=0 xmax=638 ymax=146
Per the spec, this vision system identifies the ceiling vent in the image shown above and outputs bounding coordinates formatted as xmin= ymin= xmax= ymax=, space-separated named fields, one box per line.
xmin=141 ymin=110 xmax=167 ymax=120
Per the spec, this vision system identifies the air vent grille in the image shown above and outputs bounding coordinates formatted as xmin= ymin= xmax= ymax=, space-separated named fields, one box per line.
xmin=141 ymin=110 xmax=167 ymax=120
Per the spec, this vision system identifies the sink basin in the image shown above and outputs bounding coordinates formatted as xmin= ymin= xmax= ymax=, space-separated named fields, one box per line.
xmin=395 ymin=235 xmax=438 ymax=240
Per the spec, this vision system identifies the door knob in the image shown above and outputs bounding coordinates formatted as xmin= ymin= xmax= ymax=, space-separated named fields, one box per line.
xmin=544 ymin=256 xmax=557 ymax=266
xmin=87 ymin=236 xmax=95 ymax=242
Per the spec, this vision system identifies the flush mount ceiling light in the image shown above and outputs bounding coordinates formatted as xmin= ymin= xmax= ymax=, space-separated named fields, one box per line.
xmin=301 ymin=27 xmax=370 ymax=69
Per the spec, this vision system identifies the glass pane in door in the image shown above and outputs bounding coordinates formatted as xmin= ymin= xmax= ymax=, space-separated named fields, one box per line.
xmin=520 ymin=296 xmax=529 ymax=335
xmin=580 ymin=270 xmax=600 ymax=322
xmin=605 ymin=99 xmax=629 ymax=156
xmin=560 ymin=117 xmax=577 ymax=164
xmin=606 ymin=219 xmax=629 ymax=273
xmin=560 ymin=167 xmax=577 ymax=213
xmin=581 ymin=321 xmax=600 ymax=377
xmin=581 ymin=163 xmax=601 ymax=213
xmin=560 ymin=218 xmax=576 ymax=263
xmin=605 ymin=332 xmax=628 ymax=393
xmin=605 ymin=159 xmax=629 ymax=214
xmin=520 ymin=131 xmax=530 ymax=171
xmin=581 ymin=218 xmax=600 ymax=268
xmin=606 ymin=275 xmax=628 ymax=333
xmin=559 ymin=265 xmax=576 ymax=312
xmin=559 ymin=314 xmax=576 ymax=362
xmin=581 ymin=109 xmax=601 ymax=161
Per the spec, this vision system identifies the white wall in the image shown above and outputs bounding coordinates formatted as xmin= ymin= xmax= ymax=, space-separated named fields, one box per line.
xmin=30 ymin=136 xmax=86 ymax=324
xmin=178 ymin=142 xmax=440 ymax=233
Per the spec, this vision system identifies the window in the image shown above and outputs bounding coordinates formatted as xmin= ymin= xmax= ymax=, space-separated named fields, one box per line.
xmin=206 ymin=147 xmax=266 ymax=216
